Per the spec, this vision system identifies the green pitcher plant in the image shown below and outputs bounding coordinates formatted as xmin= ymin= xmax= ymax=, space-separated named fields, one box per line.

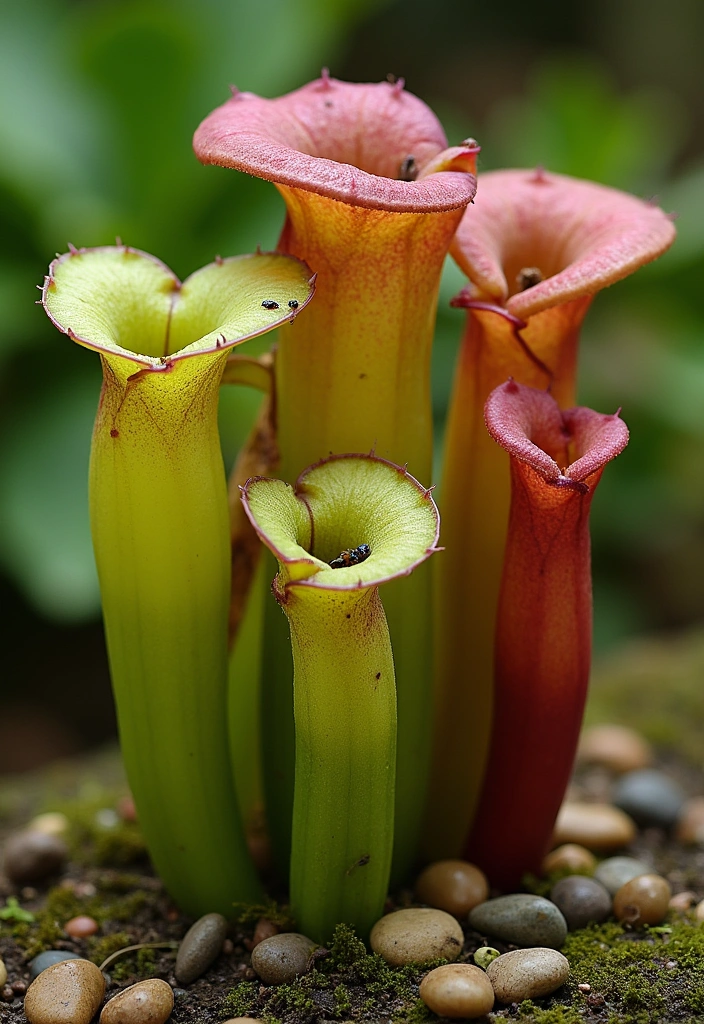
xmin=42 ymin=244 xmax=314 ymax=917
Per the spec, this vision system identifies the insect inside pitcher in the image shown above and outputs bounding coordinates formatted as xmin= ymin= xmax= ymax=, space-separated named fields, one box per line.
xmin=329 ymin=543 xmax=371 ymax=569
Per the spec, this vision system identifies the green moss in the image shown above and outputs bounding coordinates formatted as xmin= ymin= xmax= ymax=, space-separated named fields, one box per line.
xmin=222 ymin=981 xmax=260 ymax=1017
xmin=333 ymin=983 xmax=351 ymax=1015
xmin=233 ymin=899 xmax=296 ymax=931
xmin=517 ymin=1002 xmax=584 ymax=1023
xmin=51 ymin=793 xmax=147 ymax=866
xmin=329 ymin=922 xmax=367 ymax=966
xmin=87 ymin=931 xmax=132 ymax=966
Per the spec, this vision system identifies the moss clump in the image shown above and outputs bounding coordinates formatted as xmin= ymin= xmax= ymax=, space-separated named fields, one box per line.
xmin=233 ymin=899 xmax=296 ymax=931
xmin=517 ymin=1002 xmax=584 ymax=1023
xmin=50 ymin=793 xmax=147 ymax=867
xmin=222 ymin=923 xmax=447 ymax=1023
xmin=87 ymin=931 xmax=132 ymax=967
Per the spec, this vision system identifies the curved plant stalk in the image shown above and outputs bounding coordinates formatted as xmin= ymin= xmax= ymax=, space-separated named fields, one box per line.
xmin=427 ymin=170 xmax=675 ymax=859
xmin=195 ymin=75 xmax=478 ymax=881
xmin=42 ymin=244 xmax=314 ymax=916
xmin=463 ymin=381 xmax=629 ymax=888
xmin=242 ymin=454 xmax=440 ymax=942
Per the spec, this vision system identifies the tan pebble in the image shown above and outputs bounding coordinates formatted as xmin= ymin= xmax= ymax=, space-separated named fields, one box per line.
xmin=99 ymin=978 xmax=174 ymax=1024
xmin=695 ymin=899 xmax=704 ymax=922
xmin=415 ymin=860 xmax=489 ymax=917
xmin=578 ymin=724 xmax=652 ymax=773
xmin=419 ymin=964 xmax=494 ymax=1019
xmin=676 ymin=797 xmax=704 ymax=845
xmin=370 ymin=908 xmax=464 ymax=967
xmin=28 ymin=812 xmax=70 ymax=838
xmin=542 ymin=844 xmax=596 ymax=876
xmin=487 ymin=948 xmax=570 ymax=1002
xmin=24 ymin=958 xmax=105 ymax=1024
xmin=252 ymin=917 xmax=280 ymax=948
xmin=65 ymin=915 xmax=99 ymax=938
xmin=613 ymin=874 xmax=672 ymax=925
xmin=669 ymin=891 xmax=697 ymax=913
xmin=552 ymin=802 xmax=636 ymax=851
xmin=0 ymin=959 xmax=6 ymax=987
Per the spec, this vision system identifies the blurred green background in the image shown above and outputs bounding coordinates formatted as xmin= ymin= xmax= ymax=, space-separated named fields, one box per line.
xmin=1 ymin=0 xmax=702 ymax=770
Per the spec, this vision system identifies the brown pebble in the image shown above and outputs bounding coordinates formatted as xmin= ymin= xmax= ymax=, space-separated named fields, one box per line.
xmin=3 ymin=830 xmax=68 ymax=885
xmin=252 ymin=917 xmax=280 ymax=948
xmin=65 ymin=915 xmax=99 ymax=938
xmin=420 ymin=964 xmax=494 ymax=1019
xmin=542 ymin=844 xmax=596 ymax=876
xmin=24 ymin=958 xmax=105 ymax=1024
xmin=578 ymin=724 xmax=652 ymax=773
xmin=415 ymin=860 xmax=488 ymax=917
xmin=669 ymin=891 xmax=697 ymax=913
xmin=613 ymin=874 xmax=671 ymax=925
xmin=676 ymin=797 xmax=704 ymax=845
xmin=370 ymin=908 xmax=464 ymax=967
xmin=11 ymin=980 xmax=27 ymax=995
xmin=552 ymin=802 xmax=636 ymax=851
xmin=99 ymin=978 xmax=174 ymax=1024
xmin=1 ymin=985 xmax=13 ymax=1002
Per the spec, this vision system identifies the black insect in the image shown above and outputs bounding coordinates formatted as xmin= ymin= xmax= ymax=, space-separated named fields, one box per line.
xmin=261 ymin=299 xmax=280 ymax=310
xmin=516 ymin=267 xmax=544 ymax=291
xmin=329 ymin=543 xmax=371 ymax=569
xmin=288 ymin=299 xmax=299 ymax=309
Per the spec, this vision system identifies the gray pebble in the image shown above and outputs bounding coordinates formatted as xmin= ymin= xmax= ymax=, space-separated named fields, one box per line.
xmin=29 ymin=950 xmax=83 ymax=980
xmin=251 ymin=932 xmax=317 ymax=985
xmin=3 ymin=830 xmax=68 ymax=885
xmin=550 ymin=875 xmax=611 ymax=930
xmin=594 ymin=856 xmax=651 ymax=896
xmin=487 ymin=947 xmax=570 ymax=1002
xmin=469 ymin=894 xmax=567 ymax=949
xmin=175 ymin=912 xmax=228 ymax=984
xmin=612 ymin=769 xmax=685 ymax=829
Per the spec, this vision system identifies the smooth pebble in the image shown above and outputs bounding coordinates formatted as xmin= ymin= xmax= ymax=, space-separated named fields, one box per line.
xmin=550 ymin=875 xmax=611 ymax=930
xmin=578 ymin=725 xmax=652 ymax=773
xmin=252 ymin=917 xmax=280 ymax=948
xmin=29 ymin=950 xmax=83 ymax=979
xmin=612 ymin=769 xmax=685 ymax=829
xmin=676 ymin=797 xmax=704 ymax=845
xmin=594 ymin=856 xmax=651 ymax=896
xmin=552 ymin=802 xmax=636 ymax=851
xmin=542 ymin=844 xmax=596 ymax=876
xmin=0 ymin=959 xmax=5 ymax=987
xmin=251 ymin=932 xmax=317 ymax=984
xmin=695 ymin=899 xmax=704 ymax=922
xmin=24 ymin=958 xmax=105 ymax=1024
xmin=669 ymin=890 xmax=697 ymax=913
xmin=415 ymin=860 xmax=488 ymax=917
xmin=487 ymin=947 xmax=570 ymax=1002
xmin=65 ymin=915 xmax=99 ymax=938
xmin=419 ymin=963 xmax=494 ymax=1019
xmin=27 ymin=813 xmax=70 ymax=838
xmin=99 ymin=978 xmax=174 ymax=1024
xmin=468 ymin=894 xmax=567 ymax=949
xmin=370 ymin=908 xmax=464 ymax=966
xmin=175 ymin=912 xmax=228 ymax=984
xmin=3 ymin=830 xmax=68 ymax=885
xmin=613 ymin=873 xmax=671 ymax=925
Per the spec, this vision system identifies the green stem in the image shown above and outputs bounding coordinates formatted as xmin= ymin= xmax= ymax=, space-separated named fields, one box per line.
xmin=287 ymin=585 xmax=396 ymax=943
xmin=91 ymin=354 xmax=262 ymax=915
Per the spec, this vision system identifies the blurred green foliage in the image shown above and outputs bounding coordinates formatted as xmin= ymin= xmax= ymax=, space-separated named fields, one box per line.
xmin=1 ymin=0 xmax=703 ymax=654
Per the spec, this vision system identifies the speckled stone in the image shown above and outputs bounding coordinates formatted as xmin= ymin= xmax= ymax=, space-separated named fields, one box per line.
xmin=549 ymin=876 xmax=611 ymax=930
xmin=613 ymin=873 xmax=672 ymax=925
xmin=542 ymin=844 xmax=596 ymax=876
xmin=577 ymin=725 xmax=652 ymax=773
xmin=593 ymin=856 xmax=651 ymax=896
xmin=250 ymin=933 xmax=317 ymax=984
xmin=419 ymin=964 xmax=494 ymax=1019
xmin=552 ymin=802 xmax=636 ymax=851
xmin=2 ymin=830 xmax=68 ymax=885
xmin=415 ymin=860 xmax=489 ymax=917
xmin=175 ymin=912 xmax=228 ymax=984
xmin=29 ymin=950 xmax=83 ymax=980
xmin=487 ymin=948 xmax=570 ymax=1002
xmin=370 ymin=908 xmax=464 ymax=966
xmin=99 ymin=978 xmax=174 ymax=1024
xmin=468 ymin=895 xmax=567 ymax=949
xmin=612 ymin=770 xmax=685 ymax=829
xmin=24 ymin=959 xmax=105 ymax=1024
